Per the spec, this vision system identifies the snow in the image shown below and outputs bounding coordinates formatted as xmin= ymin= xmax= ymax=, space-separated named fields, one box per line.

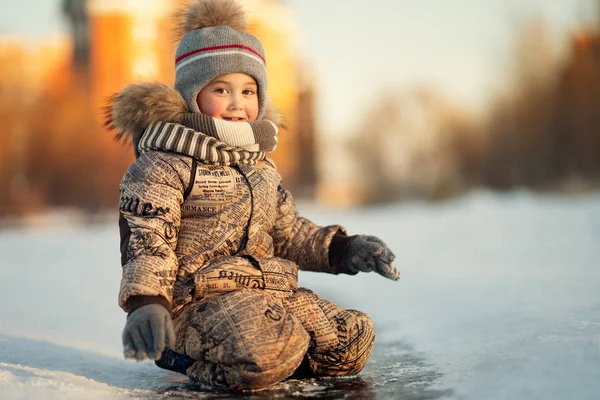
xmin=1 ymin=190 xmax=599 ymax=399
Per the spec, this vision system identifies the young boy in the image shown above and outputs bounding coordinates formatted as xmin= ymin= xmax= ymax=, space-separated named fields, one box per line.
xmin=107 ymin=0 xmax=399 ymax=391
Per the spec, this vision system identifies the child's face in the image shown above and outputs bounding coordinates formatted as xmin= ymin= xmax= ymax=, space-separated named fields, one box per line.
xmin=196 ymin=73 xmax=259 ymax=121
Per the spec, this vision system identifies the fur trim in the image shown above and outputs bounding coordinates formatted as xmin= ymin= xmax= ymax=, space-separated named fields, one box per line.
xmin=173 ymin=0 xmax=246 ymax=41
xmin=104 ymin=82 xmax=188 ymax=144
xmin=263 ymin=99 xmax=285 ymax=130
xmin=105 ymin=81 xmax=284 ymax=143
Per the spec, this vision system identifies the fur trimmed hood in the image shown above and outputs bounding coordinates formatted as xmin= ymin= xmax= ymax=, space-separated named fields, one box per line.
xmin=105 ymin=82 xmax=283 ymax=145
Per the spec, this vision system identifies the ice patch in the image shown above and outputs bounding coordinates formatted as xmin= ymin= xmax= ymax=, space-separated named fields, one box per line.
xmin=0 ymin=362 xmax=145 ymax=399
xmin=0 ymin=191 xmax=599 ymax=399
xmin=0 ymin=369 xmax=18 ymax=384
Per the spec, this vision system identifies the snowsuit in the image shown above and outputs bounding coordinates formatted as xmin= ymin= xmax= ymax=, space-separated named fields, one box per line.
xmin=113 ymin=83 xmax=375 ymax=390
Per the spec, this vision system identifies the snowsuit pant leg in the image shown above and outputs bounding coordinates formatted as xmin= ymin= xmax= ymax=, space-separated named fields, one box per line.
xmin=171 ymin=288 xmax=310 ymax=391
xmin=282 ymin=288 xmax=375 ymax=377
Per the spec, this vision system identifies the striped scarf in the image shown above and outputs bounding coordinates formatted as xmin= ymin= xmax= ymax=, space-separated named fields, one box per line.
xmin=138 ymin=113 xmax=278 ymax=165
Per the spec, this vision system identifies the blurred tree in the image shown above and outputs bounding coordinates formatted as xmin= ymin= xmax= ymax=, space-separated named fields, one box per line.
xmin=483 ymin=16 xmax=600 ymax=191
xmin=349 ymin=93 xmax=404 ymax=203
xmin=296 ymin=65 xmax=318 ymax=197
xmin=438 ymin=109 xmax=484 ymax=193
xmin=482 ymin=19 xmax=560 ymax=189
xmin=550 ymin=32 xmax=600 ymax=183
xmin=348 ymin=88 xmax=481 ymax=204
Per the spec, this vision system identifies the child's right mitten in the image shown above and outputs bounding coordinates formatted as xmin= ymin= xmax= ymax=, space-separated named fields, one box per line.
xmin=122 ymin=303 xmax=175 ymax=361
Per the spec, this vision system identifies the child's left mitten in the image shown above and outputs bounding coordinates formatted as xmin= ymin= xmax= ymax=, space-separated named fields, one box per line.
xmin=342 ymin=235 xmax=399 ymax=281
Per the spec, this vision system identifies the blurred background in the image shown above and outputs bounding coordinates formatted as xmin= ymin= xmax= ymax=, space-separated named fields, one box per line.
xmin=0 ymin=0 xmax=599 ymax=218
xmin=1 ymin=2 xmax=600 ymax=397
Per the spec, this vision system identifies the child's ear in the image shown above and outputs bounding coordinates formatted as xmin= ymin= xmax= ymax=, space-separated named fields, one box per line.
xmin=195 ymin=91 xmax=202 ymax=111
xmin=263 ymin=99 xmax=286 ymax=130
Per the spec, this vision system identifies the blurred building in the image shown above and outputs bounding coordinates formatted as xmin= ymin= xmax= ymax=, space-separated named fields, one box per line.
xmin=0 ymin=0 xmax=319 ymax=216
xmin=63 ymin=0 xmax=90 ymax=71
xmin=0 ymin=38 xmax=72 ymax=214
xmin=84 ymin=0 xmax=177 ymax=196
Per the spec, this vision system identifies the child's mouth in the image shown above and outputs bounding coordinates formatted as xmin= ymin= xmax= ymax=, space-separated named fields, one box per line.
xmin=223 ymin=117 xmax=245 ymax=122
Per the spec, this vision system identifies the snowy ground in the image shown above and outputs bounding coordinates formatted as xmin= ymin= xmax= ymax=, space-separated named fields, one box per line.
xmin=0 ymin=190 xmax=599 ymax=400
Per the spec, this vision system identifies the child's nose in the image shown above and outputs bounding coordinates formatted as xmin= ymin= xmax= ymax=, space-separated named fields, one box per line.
xmin=229 ymin=94 xmax=243 ymax=110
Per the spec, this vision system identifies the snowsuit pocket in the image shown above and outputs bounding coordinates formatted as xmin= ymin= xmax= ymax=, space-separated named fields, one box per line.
xmin=184 ymin=255 xmax=299 ymax=303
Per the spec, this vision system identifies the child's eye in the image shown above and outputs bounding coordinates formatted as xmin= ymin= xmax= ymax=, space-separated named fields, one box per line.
xmin=214 ymin=88 xmax=229 ymax=94
xmin=243 ymin=89 xmax=256 ymax=95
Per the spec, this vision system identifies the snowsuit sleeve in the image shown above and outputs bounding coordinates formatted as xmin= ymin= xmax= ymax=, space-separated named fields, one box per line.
xmin=118 ymin=151 xmax=191 ymax=313
xmin=270 ymin=185 xmax=350 ymax=274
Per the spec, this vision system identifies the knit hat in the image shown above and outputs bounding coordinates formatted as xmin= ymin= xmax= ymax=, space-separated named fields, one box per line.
xmin=174 ymin=0 xmax=268 ymax=119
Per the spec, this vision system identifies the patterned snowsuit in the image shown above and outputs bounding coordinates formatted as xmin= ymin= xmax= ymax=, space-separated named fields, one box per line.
xmin=115 ymin=86 xmax=374 ymax=391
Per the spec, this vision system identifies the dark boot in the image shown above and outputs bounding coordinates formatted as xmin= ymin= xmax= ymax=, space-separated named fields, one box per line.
xmin=155 ymin=348 xmax=195 ymax=375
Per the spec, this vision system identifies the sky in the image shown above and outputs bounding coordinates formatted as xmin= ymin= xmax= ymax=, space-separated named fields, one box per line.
xmin=0 ymin=0 xmax=597 ymax=136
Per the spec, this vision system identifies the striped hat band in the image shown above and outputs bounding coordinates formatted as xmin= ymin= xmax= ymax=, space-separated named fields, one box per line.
xmin=176 ymin=44 xmax=266 ymax=66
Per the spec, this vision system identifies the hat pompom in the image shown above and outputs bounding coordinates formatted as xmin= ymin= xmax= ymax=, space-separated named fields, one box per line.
xmin=174 ymin=0 xmax=247 ymax=40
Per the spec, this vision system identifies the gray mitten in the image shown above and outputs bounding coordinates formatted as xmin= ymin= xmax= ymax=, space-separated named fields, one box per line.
xmin=122 ymin=303 xmax=175 ymax=361
xmin=343 ymin=235 xmax=399 ymax=280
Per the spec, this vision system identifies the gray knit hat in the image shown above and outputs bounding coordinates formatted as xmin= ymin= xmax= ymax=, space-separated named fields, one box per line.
xmin=174 ymin=0 xmax=268 ymax=119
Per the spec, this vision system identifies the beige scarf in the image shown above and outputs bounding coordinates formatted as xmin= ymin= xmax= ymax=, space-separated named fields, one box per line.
xmin=138 ymin=113 xmax=279 ymax=166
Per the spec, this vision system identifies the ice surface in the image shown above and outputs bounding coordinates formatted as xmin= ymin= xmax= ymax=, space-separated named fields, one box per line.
xmin=1 ymin=190 xmax=599 ymax=399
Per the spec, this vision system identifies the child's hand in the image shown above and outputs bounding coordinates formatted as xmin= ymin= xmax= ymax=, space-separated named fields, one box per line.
xmin=343 ymin=235 xmax=399 ymax=280
xmin=122 ymin=303 xmax=175 ymax=361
